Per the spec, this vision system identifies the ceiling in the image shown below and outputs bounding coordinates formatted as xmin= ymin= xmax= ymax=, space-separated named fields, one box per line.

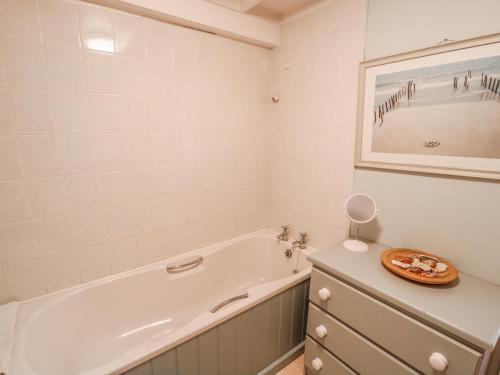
xmin=206 ymin=0 xmax=328 ymax=22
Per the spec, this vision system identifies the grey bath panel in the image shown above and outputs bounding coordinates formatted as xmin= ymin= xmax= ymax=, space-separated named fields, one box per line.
xmin=250 ymin=302 xmax=268 ymax=373
xmin=151 ymin=349 xmax=177 ymax=375
xmin=236 ymin=308 xmax=253 ymax=375
xmin=123 ymin=280 xmax=309 ymax=375
xmin=291 ymin=282 xmax=306 ymax=348
xmin=218 ymin=319 xmax=237 ymax=375
xmin=126 ymin=362 xmax=153 ymax=375
xmin=264 ymin=294 xmax=281 ymax=365
xmin=199 ymin=328 xmax=219 ymax=375
xmin=279 ymin=288 xmax=293 ymax=356
xmin=177 ymin=338 xmax=199 ymax=375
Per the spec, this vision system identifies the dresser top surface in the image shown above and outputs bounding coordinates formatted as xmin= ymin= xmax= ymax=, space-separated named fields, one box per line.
xmin=307 ymin=242 xmax=500 ymax=351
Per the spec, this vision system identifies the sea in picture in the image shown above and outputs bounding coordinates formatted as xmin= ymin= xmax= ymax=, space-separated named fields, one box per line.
xmin=371 ymin=55 xmax=500 ymax=158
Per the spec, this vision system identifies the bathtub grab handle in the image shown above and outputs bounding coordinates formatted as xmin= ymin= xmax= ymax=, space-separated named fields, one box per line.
xmin=210 ymin=292 xmax=249 ymax=313
xmin=166 ymin=255 xmax=203 ymax=273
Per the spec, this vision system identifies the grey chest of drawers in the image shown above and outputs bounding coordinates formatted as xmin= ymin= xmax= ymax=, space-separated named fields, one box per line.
xmin=304 ymin=242 xmax=500 ymax=375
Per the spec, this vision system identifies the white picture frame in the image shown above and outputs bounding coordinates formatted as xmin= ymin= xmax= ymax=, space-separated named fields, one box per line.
xmin=355 ymin=33 xmax=500 ymax=180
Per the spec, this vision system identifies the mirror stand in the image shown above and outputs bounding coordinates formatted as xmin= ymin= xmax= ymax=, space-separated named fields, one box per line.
xmin=343 ymin=222 xmax=370 ymax=252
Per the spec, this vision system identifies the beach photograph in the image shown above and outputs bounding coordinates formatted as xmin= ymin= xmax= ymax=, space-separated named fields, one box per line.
xmin=371 ymin=54 xmax=500 ymax=159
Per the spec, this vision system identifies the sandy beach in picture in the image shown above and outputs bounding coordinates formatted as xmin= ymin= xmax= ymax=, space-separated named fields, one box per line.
xmin=371 ymin=55 xmax=500 ymax=159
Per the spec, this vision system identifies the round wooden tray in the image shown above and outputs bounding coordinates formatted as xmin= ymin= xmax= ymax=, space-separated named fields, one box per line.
xmin=381 ymin=248 xmax=458 ymax=284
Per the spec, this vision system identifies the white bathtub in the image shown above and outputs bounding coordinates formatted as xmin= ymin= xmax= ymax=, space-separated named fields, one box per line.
xmin=10 ymin=229 xmax=314 ymax=375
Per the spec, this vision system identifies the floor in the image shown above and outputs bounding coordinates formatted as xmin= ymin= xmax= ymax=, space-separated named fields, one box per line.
xmin=276 ymin=354 xmax=304 ymax=375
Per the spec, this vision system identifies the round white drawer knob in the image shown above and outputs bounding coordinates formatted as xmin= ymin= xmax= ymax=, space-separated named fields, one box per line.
xmin=318 ymin=288 xmax=331 ymax=301
xmin=315 ymin=324 xmax=328 ymax=338
xmin=311 ymin=357 xmax=323 ymax=371
xmin=429 ymin=352 xmax=448 ymax=371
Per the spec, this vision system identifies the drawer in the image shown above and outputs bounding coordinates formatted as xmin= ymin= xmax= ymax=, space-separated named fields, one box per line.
xmin=307 ymin=304 xmax=419 ymax=375
xmin=304 ymin=336 xmax=356 ymax=375
xmin=310 ymin=268 xmax=482 ymax=375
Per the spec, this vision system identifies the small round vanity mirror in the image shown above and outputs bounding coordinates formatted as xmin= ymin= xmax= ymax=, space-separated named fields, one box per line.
xmin=343 ymin=194 xmax=377 ymax=252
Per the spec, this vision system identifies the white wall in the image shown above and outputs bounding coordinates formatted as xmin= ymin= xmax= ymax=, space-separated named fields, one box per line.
xmin=0 ymin=0 xmax=269 ymax=302
xmin=267 ymin=0 xmax=367 ymax=247
xmin=356 ymin=0 xmax=500 ymax=285
xmin=357 ymin=169 xmax=500 ymax=285
xmin=365 ymin=0 xmax=500 ymax=60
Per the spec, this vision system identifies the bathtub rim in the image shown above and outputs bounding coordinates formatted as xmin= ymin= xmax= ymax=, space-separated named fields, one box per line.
xmin=17 ymin=228 xmax=270 ymax=305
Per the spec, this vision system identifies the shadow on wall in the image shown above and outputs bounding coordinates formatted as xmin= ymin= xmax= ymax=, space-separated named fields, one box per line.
xmin=361 ymin=216 xmax=382 ymax=243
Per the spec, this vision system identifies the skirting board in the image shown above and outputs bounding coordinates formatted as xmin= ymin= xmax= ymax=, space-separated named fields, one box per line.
xmin=258 ymin=342 xmax=305 ymax=375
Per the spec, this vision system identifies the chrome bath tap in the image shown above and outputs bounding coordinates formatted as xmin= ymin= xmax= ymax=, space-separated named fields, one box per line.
xmin=292 ymin=232 xmax=308 ymax=249
xmin=276 ymin=225 xmax=290 ymax=242
xmin=285 ymin=232 xmax=308 ymax=258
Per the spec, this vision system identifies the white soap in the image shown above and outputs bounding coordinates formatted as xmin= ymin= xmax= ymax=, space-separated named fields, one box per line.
xmin=436 ymin=263 xmax=448 ymax=273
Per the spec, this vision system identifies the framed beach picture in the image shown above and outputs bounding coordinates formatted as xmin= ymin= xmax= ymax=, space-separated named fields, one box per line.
xmin=355 ymin=34 xmax=500 ymax=180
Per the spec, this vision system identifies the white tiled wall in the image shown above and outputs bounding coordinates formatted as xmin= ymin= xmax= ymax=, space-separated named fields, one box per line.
xmin=0 ymin=0 xmax=269 ymax=302
xmin=266 ymin=0 xmax=367 ymax=248
xmin=0 ymin=0 xmax=368 ymax=302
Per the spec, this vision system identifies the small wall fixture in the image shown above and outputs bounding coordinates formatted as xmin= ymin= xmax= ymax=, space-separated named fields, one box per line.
xmin=423 ymin=140 xmax=441 ymax=148
xmin=272 ymin=96 xmax=280 ymax=103
xmin=437 ymin=38 xmax=456 ymax=44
